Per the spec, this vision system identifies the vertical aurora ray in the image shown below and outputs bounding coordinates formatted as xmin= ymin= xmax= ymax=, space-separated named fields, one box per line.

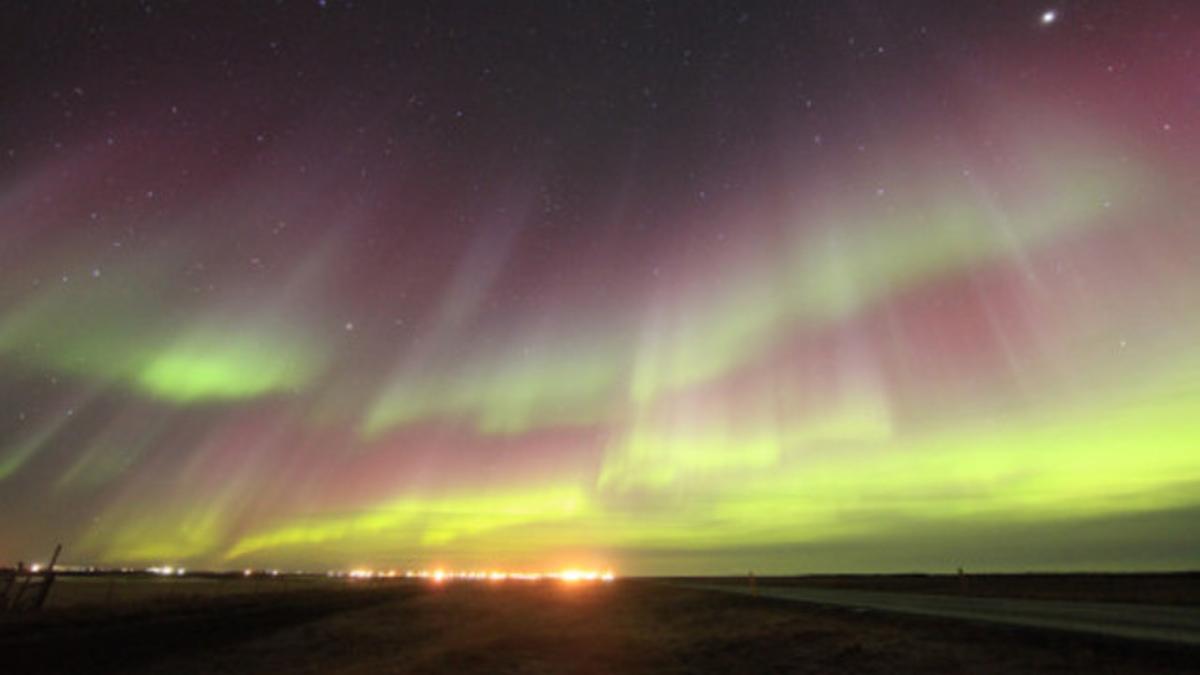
xmin=2 ymin=2 xmax=1199 ymax=574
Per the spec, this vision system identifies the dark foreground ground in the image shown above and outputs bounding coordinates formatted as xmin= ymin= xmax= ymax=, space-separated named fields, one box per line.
xmin=3 ymin=580 xmax=1200 ymax=674
xmin=691 ymin=572 xmax=1200 ymax=606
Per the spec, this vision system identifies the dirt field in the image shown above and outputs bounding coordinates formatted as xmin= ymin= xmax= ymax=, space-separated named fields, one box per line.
xmin=692 ymin=572 xmax=1200 ymax=606
xmin=33 ymin=574 xmax=345 ymax=609
xmin=3 ymin=578 xmax=1199 ymax=674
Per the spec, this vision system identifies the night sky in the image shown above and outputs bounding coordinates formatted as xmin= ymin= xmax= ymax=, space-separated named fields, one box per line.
xmin=2 ymin=1 xmax=1199 ymax=574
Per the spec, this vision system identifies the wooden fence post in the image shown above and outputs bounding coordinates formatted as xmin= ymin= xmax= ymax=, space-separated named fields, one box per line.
xmin=0 ymin=562 xmax=21 ymax=610
xmin=11 ymin=561 xmax=34 ymax=610
xmin=33 ymin=544 xmax=63 ymax=610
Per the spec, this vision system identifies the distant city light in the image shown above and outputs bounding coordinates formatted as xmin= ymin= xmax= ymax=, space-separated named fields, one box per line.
xmin=2 ymin=562 xmax=618 ymax=586
xmin=327 ymin=566 xmax=615 ymax=584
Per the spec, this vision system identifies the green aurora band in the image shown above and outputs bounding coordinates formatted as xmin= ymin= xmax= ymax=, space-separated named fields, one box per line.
xmin=2 ymin=20 xmax=1199 ymax=575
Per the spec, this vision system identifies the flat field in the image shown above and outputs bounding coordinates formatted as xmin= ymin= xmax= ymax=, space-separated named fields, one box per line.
xmin=692 ymin=572 xmax=1200 ymax=606
xmin=2 ymin=577 xmax=1198 ymax=674
xmin=34 ymin=573 xmax=345 ymax=609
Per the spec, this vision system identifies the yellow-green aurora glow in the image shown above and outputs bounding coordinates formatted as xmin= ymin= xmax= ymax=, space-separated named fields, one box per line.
xmin=2 ymin=3 xmax=1199 ymax=573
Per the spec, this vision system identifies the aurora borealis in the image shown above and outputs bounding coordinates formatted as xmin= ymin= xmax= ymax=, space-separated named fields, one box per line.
xmin=2 ymin=1 xmax=1199 ymax=574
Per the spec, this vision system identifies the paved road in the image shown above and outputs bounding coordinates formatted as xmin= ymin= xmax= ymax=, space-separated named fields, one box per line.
xmin=684 ymin=584 xmax=1200 ymax=646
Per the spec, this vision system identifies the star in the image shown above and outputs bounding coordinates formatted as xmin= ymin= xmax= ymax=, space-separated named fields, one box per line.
xmin=1040 ymin=9 xmax=1058 ymax=26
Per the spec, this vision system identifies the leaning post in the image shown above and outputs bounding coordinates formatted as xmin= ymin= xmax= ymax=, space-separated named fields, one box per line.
xmin=0 ymin=562 xmax=21 ymax=610
xmin=33 ymin=543 xmax=63 ymax=610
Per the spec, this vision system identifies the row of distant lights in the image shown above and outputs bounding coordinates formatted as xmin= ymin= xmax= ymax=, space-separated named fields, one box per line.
xmin=243 ymin=568 xmax=287 ymax=576
xmin=27 ymin=564 xmax=171 ymax=574
xmin=95 ymin=566 xmax=614 ymax=584
xmin=336 ymin=568 xmax=616 ymax=584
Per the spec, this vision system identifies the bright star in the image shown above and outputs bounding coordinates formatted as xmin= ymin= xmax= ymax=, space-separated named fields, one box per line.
xmin=1041 ymin=9 xmax=1058 ymax=25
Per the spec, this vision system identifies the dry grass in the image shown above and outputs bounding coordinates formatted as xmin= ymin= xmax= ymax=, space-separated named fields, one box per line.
xmin=37 ymin=574 xmax=344 ymax=609
xmin=2 ymin=579 xmax=1197 ymax=674
xmin=692 ymin=572 xmax=1200 ymax=606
